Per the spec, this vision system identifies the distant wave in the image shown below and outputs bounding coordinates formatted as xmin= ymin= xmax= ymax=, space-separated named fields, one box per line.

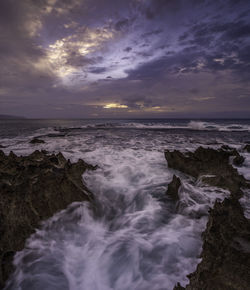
xmin=50 ymin=120 xmax=250 ymax=133
xmin=187 ymin=121 xmax=250 ymax=132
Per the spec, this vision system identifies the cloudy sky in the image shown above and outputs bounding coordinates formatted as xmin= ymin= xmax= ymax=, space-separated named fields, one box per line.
xmin=0 ymin=0 xmax=250 ymax=118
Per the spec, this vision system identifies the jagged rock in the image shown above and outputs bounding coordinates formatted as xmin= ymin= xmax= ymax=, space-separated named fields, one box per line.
xmin=165 ymin=146 xmax=248 ymax=196
xmin=173 ymin=283 xmax=185 ymax=290
xmin=29 ymin=137 xmax=45 ymax=144
xmin=166 ymin=175 xmax=181 ymax=200
xmin=168 ymin=147 xmax=250 ymax=290
xmin=184 ymin=198 xmax=250 ymax=290
xmin=0 ymin=150 xmax=95 ymax=288
xmin=221 ymin=145 xmax=233 ymax=151
xmin=233 ymin=155 xmax=245 ymax=166
xmin=244 ymin=144 xmax=250 ymax=153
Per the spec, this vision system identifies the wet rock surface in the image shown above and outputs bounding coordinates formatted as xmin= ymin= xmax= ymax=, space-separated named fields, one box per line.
xmin=173 ymin=283 xmax=185 ymax=290
xmin=185 ymin=198 xmax=250 ymax=290
xmin=167 ymin=147 xmax=250 ymax=290
xmin=233 ymin=154 xmax=245 ymax=166
xmin=29 ymin=138 xmax=45 ymax=144
xmin=165 ymin=146 xmax=249 ymax=196
xmin=0 ymin=150 xmax=95 ymax=288
xmin=244 ymin=144 xmax=250 ymax=153
xmin=166 ymin=175 xmax=181 ymax=201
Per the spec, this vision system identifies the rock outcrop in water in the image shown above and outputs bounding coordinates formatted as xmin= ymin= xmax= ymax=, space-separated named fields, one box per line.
xmin=244 ymin=144 xmax=250 ymax=153
xmin=29 ymin=137 xmax=45 ymax=144
xmin=167 ymin=147 xmax=250 ymax=290
xmin=186 ymin=197 xmax=250 ymax=290
xmin=0 ymin=150 xmax=95 ymax=288
xmin=166 ymin=175 xmax=181 ymax=201
xmin=165 ymin=146 xmax=248 ymax=196
xmin=232 ymin=154 xmax=245 ymax=166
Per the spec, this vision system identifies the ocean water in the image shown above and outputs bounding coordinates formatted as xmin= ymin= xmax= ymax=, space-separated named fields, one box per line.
xmin=1 ymin=119 xmax=250 ymax=290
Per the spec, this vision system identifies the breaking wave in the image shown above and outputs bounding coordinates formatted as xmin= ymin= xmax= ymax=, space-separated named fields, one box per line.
xmin=49 ymin=120 xmax=250 ymax=133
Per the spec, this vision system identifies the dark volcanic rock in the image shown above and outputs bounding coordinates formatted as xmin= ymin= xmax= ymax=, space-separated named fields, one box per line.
xmin=233 ymin=155 xmax=245 ymax=166
xmin=244 ymin=144 xmax=250 ymax=153
xmin=0 ymin=150 xmax=95 ymax=288
xmin=166 ymin=175 xmax=181 ymax=201
xmin=167 ymin=147 xmax=250 ymax=290
xmin=185 ymin=198 xmax=250 ymax=290
xmin=29 ymin=137 xmax=45 ymax=144
xmin=221 ymin=145 xmax=233 ymax=151
xmin=173 ymin=283 xmax=185 ymax=290
xmin=165 ymin=146 xmax=248 ymax=196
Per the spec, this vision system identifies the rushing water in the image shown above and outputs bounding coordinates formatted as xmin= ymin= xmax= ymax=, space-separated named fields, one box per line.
xmin=1 ymin=119 xmax=250 ymax=290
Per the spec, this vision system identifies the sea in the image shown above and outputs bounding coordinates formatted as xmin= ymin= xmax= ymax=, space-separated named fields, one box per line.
xmin=1 ymin=119 xmax=250 ymax=290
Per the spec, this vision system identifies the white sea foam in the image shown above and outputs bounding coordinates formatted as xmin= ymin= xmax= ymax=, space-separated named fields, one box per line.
xmin=113 ymin=120 xmax=246 ymax=132
xmin=24 ymin=120 xmax=249 ymax=132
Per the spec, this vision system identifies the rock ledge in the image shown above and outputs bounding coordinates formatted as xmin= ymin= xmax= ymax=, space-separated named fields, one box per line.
xmin=167 ymin=147 xmax=250 ymax=290
xmin=0 ymin=150 xmax=95 ymax=288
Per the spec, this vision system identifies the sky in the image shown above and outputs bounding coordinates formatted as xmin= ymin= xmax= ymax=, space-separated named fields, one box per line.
xmin=0 ymin=0 xmax=250 ymax=118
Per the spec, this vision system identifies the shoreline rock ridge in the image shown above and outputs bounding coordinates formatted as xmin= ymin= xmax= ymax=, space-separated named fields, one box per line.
xmin=166 ymin=146 xmax=250 ymax=290
xmin=0 ymin=150 xmax=96 ymax=288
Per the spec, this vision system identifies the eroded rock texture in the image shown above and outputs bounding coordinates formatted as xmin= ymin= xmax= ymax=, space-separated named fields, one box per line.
xmin=0 ymin=150 xmax=95 ymax=288
xmin=244 ymin=144 xmax=250 ymax=153
xmin=167 ymin=147 xmax=250 ymax=290
xmin=165 ymin=146 xmax=248 ymax=196
xmin=166 ymin=175 xmax=181 ymax=201
xmin=29 ymin=138 xmax=45 ymax=144
xmin=186 ymin=198 xmax=250 ymax=290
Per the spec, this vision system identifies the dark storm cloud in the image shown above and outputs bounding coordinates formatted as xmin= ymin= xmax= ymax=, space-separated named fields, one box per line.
xmin=144 ymin=0 xmax=187 ymax=19
xmin=182 ymin=20 xmax=250 ymax=45
xmin=0 ymin=0 xmax=250 ymax=118
xmin=189 ymin=88 xmax=199 ymax=95
xmin=0 ymin=0 xmax=57 ymax=92
xmin=122 ymin=95 xmax=154 ymax=109
xmin=126 ymin=48 xmax=204 ymax=81
xmin=66 ymin=53 xmax=103 ymax=67
xmin=141 ymin=29 xmax=163 ymax=38
xmin=88 ymin=67 xmax=107 ymax=74
xmin=141 ymin=8 xmax=250 ymax=81
xmin=176 ymin=16 xmax=250 ymax=80
xmin=124 ymin=47 xmax=132 ymax=52
xmin=114 ymin=18 xmax=130 ymax=31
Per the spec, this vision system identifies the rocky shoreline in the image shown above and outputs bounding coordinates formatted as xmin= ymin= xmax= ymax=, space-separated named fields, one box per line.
xmin=0 ymin=146 xmax=249 ymax=289
xmin=166 ymin=146 xmax=250 ymax=290
xmin=0 ymin=150 xmax=96 ymax=288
